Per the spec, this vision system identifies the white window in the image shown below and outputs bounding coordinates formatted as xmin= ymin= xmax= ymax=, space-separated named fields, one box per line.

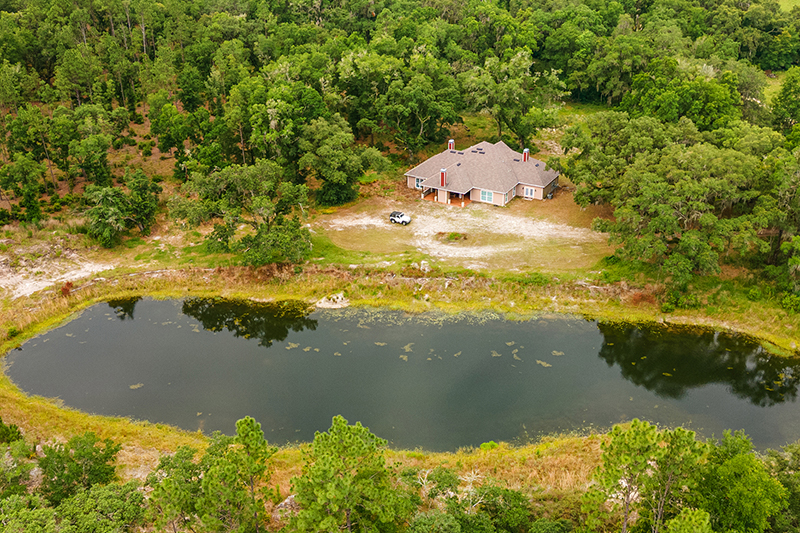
xmin=504 ymin=192 xmax=508 ymax=204
xmin=415 ymin=177 xmax=423 ymax=189
xmin=480 ymin=190 xmax=492 ymax=202
xmin=524 ymin=187 xmax=535 ymax=197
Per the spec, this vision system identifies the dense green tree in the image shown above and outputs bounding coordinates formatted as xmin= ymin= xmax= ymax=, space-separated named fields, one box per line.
xmin=49 ymin=106 xmax=79 ymax=173
xmin=84 ymin=171 xmax=160 ymax=246
xmin=177 ymin=64 xmax=206 ymax=113
xmin=196 ymin=417 xmax=277 ymax=533
xmin=84 ymin=186 xmax=129 ymax=247
xmin=124 ymin=169 xmax=162 ymax=234
xmin=290 ymin=415 xmax=414 ymax=533
xmin=560 ymin=111 xmax=783 ymax=287
xmin=663 ymin=509 xmax=713 ymax=533
xmin=146 ymin=445 xmax=203 ymax=532
xmin=694 ymin=431 xmax=787 ymax=533
xmin=0 ymin=440 xmax=32 ymax=499
xmin=336 ymin=46 xmax=404 ymax=140
xmin=582 ymin=25 xmax=654 ymax=105
xmin=56 ymin=481 xmax=145 ymax=533
xmin=765 ymin=442 xmax=800 ymax=532
xmin=0 ymin=152 xmax=46 ymax=197
xmin=148 ymin=417 xmax=277 ymax=533
xmin=171 ymin=158 xmax=311 ymax=263
xmin=620 ymin=58 xmax=742 ymax=131
xmin=409 ymin=510 xmax=462 ymax=533
xmin=774 ymin=66 xmax=800 ymax=133
xmin=38 ymin=432 xmax=121 ymax=506
xmin=54 ymin=45 xmax=103 ymax=105
xmin=298 ymin=113 xmax=385 ymax=205
xmin=378 ymin=54 xmax=461 ymax=154
xmin=583 ymin=420 xmax=706 ymax=533
xmin=150 ymin=102 xmax=187 ymax=156
xmin=461 ymin=49 xmax=565 ymax=149
xmin=0 ymin=494 xmax=58 ymax=533
xmin=70 ymin=133 xmax=113 ymax=186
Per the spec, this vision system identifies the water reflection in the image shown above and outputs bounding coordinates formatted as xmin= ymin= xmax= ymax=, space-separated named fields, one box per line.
xmin=597 ymin=323 xmax=800 ymax=407
xmin=11 ymin=299 xmax=800 ymax=450
xmin=181 ymin=297 xmax=317 ymax=347
xmin=107 ymin=298 xmax=142 ymax=320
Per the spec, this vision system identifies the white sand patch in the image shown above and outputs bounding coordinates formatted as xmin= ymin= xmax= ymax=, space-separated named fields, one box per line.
xmin=0 ymin=261 xmax=113 ymax=299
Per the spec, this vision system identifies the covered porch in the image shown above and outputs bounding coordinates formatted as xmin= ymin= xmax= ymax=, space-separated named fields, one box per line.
xmin=421 ymin=188 xmax=472 ymax=207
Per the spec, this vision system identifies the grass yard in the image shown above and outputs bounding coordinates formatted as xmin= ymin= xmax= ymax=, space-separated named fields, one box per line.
xmin=764 ymin=70 xmax=787 ymax=106
xmin=779 ymin=0 xmax=800 ymax=10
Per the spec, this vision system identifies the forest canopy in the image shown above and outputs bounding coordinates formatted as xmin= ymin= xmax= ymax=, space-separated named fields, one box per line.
xmin=0 ymin=0 xmax=798 ymax=277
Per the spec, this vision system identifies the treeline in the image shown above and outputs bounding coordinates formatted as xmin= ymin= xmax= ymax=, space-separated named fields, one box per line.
xmin=2 ymin=414 xmax=800 ymax=532
xmin=1 ymin=0 xmax=800 ymax=275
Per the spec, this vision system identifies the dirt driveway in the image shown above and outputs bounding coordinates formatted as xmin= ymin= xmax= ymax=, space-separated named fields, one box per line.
xmin=315 ymin=189 xmax=614 ymax=272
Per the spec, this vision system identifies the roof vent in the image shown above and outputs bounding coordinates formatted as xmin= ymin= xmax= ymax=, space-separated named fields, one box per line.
xmin=457 ymin=162 xmax=461 ymax=166
xmin=535 ymin=163 xmax=539 ymax=167
xmin=450 ymin=150 xmax=456 ymax=153
xmin=471 ymin=150 xmax=477 ymax=153
xmin=513 ymin=158 xmax=520 ymax=162
xmin=457 ymin=152 xmax=464 ymax=155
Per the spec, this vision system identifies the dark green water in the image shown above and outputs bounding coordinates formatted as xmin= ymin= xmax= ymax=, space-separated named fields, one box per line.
xmin=5 ymin=297 xmax=800 ymax=451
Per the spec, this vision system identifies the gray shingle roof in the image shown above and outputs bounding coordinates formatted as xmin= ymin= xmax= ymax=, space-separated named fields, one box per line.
xmin=405 ymin=141 xmax=558 ymax=194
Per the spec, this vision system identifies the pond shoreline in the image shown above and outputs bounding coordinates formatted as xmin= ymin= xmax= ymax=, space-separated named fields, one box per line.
xmin=1 ymin=265 xmax=799 ymax=455
xmin=10 ymin=295 xmax=794 ymax=451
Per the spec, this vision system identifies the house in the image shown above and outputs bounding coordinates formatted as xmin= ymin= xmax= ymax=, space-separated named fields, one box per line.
xmin=404 ymin=140 xmax=559 ymax=207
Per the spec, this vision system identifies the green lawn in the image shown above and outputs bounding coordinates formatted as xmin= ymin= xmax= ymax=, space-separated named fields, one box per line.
xmin=764 ymin=70 xmax=787 ymax=106
xmin=779 ymin=0 xmax=800 ymax=10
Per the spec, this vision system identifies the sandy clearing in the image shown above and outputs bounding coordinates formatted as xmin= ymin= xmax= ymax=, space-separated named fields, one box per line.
xmin=319 ymin=200 xmax=609 ymax=269
xmin=0 ymin=239 xmax=114 ymax=299
xmin=0 ymin=261 xmax=113 ymax=299
xmin=324 ymin=202 xmax=599 ymax=241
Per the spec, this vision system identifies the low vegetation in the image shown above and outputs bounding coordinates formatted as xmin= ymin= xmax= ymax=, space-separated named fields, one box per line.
xmin=3 ymin=414 xmax=800 ymax=533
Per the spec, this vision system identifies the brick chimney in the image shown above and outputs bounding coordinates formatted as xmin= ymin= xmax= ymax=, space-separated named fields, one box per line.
xmin=523 ymin=148 xmax=529 ymax=162
xmin=448 ymin=139 xmax=455 ymax=150
xmin=440 ymin=168 xmax=446 ymax=187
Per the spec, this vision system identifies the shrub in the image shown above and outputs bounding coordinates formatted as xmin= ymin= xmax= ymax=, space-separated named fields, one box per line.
xmin=409 ymin=511 xmax=461 ymax=533
xmin=480 ymin=441 xmax=499 ymax=451
xmin=677 ymin=294 xmax=701 ymax=309
xmin=0 ymin=416 xmax=22 ymax=443
xmin=747 ymin=288 xmax=762 ymax=301
xmin=782 ymin=293 xmax=800 ymax=313
xmin=662 ymin=290 xmax=701 ymax=311
xmin=138 ymin=140 xmax=154 ymax=157
xmin=530 ymin=518 xmax=574 ymax=533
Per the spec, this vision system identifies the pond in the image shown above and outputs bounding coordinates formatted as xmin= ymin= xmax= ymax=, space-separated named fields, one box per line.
xmin=5 ymin=297 xmax=800 ymax=451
